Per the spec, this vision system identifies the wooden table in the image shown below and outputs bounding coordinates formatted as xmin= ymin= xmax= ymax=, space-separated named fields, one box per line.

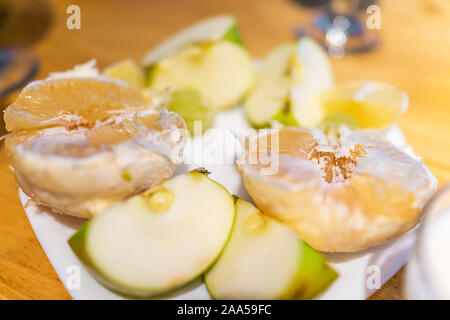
xmin=0 ymin=0 xmax=449 ymax=300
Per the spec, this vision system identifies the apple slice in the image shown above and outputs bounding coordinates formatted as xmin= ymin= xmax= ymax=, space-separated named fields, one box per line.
xmin=148 ymin=42 xmax=254 ymax=111
xmin=244 ymin=38 xmax=333 ymax=128
xmin=69 ymin=170 xmax=235 ymax=298
xmin=290 ymin=37 xmax=334 ymax=127
xmin=143 ymin=16 xmax=254 ymax=110
xmin=205 ymin=199 xmax=337 ymax=300
xmin=142 ymin=15 xmax=242 ymax=67
xmin=244 ymin=43 xmax=297 ymax=127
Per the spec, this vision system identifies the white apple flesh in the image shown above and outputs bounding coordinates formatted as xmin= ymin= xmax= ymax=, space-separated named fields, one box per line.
xmin=244 ymin=43 xmax=297 ymax=127
xmin=290 ymin=38 xmax=334 ymax=127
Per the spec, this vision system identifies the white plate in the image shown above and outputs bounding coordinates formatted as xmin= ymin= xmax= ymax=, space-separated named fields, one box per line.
xmin=20 ymin=107 xmax=416 ymax=300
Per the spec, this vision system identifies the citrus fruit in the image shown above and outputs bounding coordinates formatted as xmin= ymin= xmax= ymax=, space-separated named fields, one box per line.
xmin=5 ymin=110 xmax=186 ymax=218
xmin=3 ymin=62 xmax=187 ymax=218
xmin=320 ymin=81 xmax=408 ymax=129
xmin=4 ymin=77 xmax=153 ymax=132
xmin=103 ymin=59 xmax=146 ymax=88
xmin=238 ymin=127 xmax=437 ymax=252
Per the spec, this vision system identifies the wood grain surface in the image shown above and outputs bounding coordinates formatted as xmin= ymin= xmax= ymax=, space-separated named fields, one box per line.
xmin=0 ymin=0 xmax=449 ymax=300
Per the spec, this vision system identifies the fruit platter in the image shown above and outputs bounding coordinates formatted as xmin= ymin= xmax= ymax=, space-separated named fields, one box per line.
xmin=3 ymin=16 xmax=437 ymax=299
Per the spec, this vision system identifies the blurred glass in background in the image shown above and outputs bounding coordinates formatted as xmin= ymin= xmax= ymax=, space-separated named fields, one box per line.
xmin=405 ymin=185 xmax=450 ymax=299
xmin=0 ymin=0 xmax=52 ymax=136
xmin=293 ymin=0 xmax=380 ymax=58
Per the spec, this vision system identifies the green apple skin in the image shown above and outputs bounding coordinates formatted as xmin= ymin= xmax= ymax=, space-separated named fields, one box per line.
xmin=69 ymin=222 xmax=176 ymax=298
xmin=248 ymin=105 xmax=299 ymax=129
xmin=144 ymin=64 xmax=156 ymax=88
xmin=69 ymin=170 xmax=235 ymax=299
xmin=223 ymin=23 xmax=243 ymax=46
xmin=272 ymin=106 xmax=299 ymax=127
xmin=281 ymin=241 xmax=338 ymax=300
xmin=69 ymin=221 xmax=91 ymax=267
xmin=69 ymin=221 xmax=171 ymax=298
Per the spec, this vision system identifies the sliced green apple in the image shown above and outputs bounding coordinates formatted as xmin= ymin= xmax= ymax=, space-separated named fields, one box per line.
xmin=244 ymin=43 xmax=297 ymax=127
xmin=143 ymin=16 xmax=254 ymax=110
xmin=290 ymin=37 xmax=334 ymax=127
xmin=148 ymin=41 xmax=254 ymax=110
xmin=205 ymin=199 xmax=337 ymax=300
xmin=244 ymin=38 xmax=333 ymax=128
xmin=167 ymin=88 xmax=214 ymax=135
xmin=69 ymin=170 xmax=235 ymax=298
xmin=142 ymin=15 xmax=242 ymax=67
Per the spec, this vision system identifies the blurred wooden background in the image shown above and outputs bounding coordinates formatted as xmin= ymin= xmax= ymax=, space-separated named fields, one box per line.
xmin=0 ymin=0 xmax=449 ymax=299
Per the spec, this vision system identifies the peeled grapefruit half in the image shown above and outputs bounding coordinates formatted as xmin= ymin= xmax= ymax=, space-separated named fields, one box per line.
xmin=238 ymin=127 xmax=437 ymax=252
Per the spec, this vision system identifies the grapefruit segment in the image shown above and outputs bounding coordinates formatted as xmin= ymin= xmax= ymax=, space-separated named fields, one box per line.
xmin=320 ymin=81 xmax=408 ymax=129
xmin=4 ymin=78 xmax=152 ymax=132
